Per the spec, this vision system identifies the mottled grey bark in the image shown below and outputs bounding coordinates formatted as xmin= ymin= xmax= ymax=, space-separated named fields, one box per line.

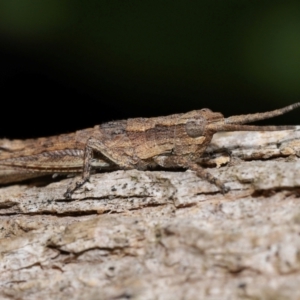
xmin=1 ymin=129 xmax=300 ymax=300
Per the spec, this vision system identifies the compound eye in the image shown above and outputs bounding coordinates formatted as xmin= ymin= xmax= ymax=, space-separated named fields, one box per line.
xmin=185 ymin=116 xmax=206 ymax=137
xmin=200 ymin=108 xmax=212 ymax=113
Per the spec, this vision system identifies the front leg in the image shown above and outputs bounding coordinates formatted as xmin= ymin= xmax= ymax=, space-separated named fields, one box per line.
xmin=154 ymin=155 xmax=229 ymax=193
xmin=64 ymin=137 xmax=137 ymax=198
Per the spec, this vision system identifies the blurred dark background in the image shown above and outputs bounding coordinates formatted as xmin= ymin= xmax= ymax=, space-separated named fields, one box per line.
xmin=1 ymin=1 xmax=300 ymax=139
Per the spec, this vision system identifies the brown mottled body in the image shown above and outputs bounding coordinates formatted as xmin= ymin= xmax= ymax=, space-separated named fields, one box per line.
xmin=0 ymin=103 xmax=299 ymax=197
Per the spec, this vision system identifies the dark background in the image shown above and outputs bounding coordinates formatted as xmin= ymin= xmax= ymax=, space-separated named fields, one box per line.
xmin=1 ymin=1 xmax=300 ymax=139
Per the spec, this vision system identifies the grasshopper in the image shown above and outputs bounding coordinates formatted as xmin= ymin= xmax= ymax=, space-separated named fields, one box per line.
xmin=0 ymin=102 xmax=299 ymax=197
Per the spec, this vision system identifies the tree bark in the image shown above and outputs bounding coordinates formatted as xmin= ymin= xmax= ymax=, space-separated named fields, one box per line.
xmin=1 ymin=129 xmax=300 ymax=300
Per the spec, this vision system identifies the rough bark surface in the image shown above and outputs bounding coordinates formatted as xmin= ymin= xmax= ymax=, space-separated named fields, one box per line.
xmin=1 ymin=129 xmax=300 ymax=300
